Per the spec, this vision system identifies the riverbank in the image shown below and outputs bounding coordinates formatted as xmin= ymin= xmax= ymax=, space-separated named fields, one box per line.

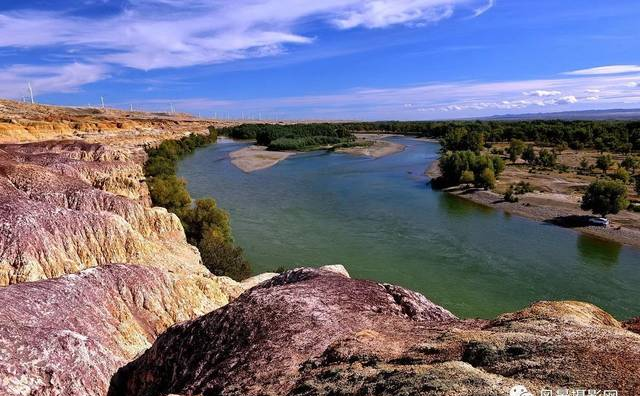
xmin=229 ymin=135 xmax=405 ymax=172
xmin=427 ymin=160 xmax=640 ymax=249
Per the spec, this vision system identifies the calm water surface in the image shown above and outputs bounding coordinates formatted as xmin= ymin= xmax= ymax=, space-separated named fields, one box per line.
xmin=178 ymin=137 xmax=640 ymax=319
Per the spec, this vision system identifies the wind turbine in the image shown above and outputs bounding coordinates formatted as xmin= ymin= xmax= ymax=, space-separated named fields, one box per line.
xmin=27 ymin=82 xmax=35 ymax=104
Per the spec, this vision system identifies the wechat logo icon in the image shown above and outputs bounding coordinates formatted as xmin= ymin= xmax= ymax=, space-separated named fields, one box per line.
xmin=510 ymin=385 xmax=533 ymax=396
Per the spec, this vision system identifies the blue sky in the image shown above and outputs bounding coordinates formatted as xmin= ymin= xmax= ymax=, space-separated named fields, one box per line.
xmin=1 ymin=0 xmax=639 ymax=120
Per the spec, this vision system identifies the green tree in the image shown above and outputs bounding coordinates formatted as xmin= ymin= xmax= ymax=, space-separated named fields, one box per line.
xmin=536 ymin=149 xmax=557 ymax=168
xmin=581 ymin=180 xmax=629 ymax=217
xmin=198 ymin=229 xmax=252 ymax=281
xmin=596 ymin=154 xmax=613 ymax=174
xmin=522 ymin=145 xmax=536 ymax=164
xmin=621 ymin=156 xmax=640 ymax=173
xmin=475 ymin=168 xmax=496 ymax=190
xmin=460 ymin=170 xmax=475 ymax=186
xmin=507 ymin=139 xmax=525 ymax=163
xmin=182 ymin=198 xmax=232 ymax=245
xmin=148 ymin=175 xmax=191 ymax=213
xmin=612 ymin=167 xmax=631 ymax=184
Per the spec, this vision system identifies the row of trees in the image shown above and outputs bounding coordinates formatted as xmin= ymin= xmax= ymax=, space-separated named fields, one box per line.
xmin=144 ymin=128 xmax=252 ymax=280
xmin=220 ymin=123 xmax=355 ymax=151
xmin=337 ymin=120 xmax=640 ymax=153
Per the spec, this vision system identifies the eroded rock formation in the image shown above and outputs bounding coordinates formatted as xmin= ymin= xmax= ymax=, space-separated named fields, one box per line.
xmin=110 ymin=268 xmax=640 ymax=396
xmin=0 ymin=140 xmax=204 ymax=285
xmin=0 ymin=264 xmax=243 ymax=396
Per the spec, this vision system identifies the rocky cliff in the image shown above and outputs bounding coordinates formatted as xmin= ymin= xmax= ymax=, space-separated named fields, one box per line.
xmin=0 ymin=140 xmax=207 ymax=285
xmin=110 ymin=267 xmax=640 ymax=396
xmin=0 ymin=99 xmax=221 ymax=146
xmin=0 ymin=264 xmax=244 ymax=396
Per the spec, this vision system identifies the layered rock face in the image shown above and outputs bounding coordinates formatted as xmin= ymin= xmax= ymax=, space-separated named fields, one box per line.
xmin=0 ymin=264 xmax=243 ymax=396
xmin=110 ymin=268 xmax=640 ymax=396
xmin=0 ymin=140 xmax=204 ymax=285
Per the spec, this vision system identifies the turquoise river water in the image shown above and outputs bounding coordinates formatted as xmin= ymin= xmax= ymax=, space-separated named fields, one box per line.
xmin=178 ymin=137 xmax=640 ymax=319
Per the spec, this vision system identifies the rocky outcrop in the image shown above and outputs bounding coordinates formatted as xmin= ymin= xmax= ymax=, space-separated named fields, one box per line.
xmin=0 ymin=99 xmax=237 ymax=146
xmin=0 ymin=140 xmax=203 ymax=285
xmin=110 ymin=268 xmax=640 ymax=396
xmin=0 ymin=264 xmax=243 ymax=396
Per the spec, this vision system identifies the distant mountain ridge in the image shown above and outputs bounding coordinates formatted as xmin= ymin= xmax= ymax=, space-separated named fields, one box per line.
xmin=484 ymin=108 xmax=640 ymax=121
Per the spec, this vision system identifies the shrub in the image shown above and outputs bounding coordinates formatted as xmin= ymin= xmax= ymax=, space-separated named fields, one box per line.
xmin=581 ymin=179 xmax=629 ymax=217
xmin=182 ymin=198 xmax=232 ymax=245
xmin=621 ymin=156 xmax=639 ymax=173
xmin=612 ymin=167 xmax=631 ymax=184
xmin=522 ymin=145 xmax=536 ymax=164
xmin=507 ymin=139 xmax=525 ymax=162
xmin=476 ymin=168 xmax=496 ymax=190
xmin=596 ymin=154 xmax=613 ymax=174
xmin=460 ymin=170 xmax=475 ymax=185
xmin=504 ymin=186 xmax=519 ymax=202
xmin=536 ymin=149 xmax=557 ymax=168
xmin=148 ymin=175 xmax=191 ymax=213
xmin=199 ymin=229 xmax=251 ymax=281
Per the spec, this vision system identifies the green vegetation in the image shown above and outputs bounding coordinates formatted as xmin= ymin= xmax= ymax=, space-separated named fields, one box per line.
xmin=144 ymin=130 xmax=252 ymax=281
xmin=596 ymin=154 xmax=613 ymax=174
xmin=220 ymin=123 xmax=355 ymax=151
xmin=581 ymin=180 xmax=629 ymax=218
xmin=522 ymin=144 xmax=536 ymax=164
xmin=436 ymin=150 xmax=505 ymax=189
xmin=504 ymin=181 xmax=534 ymax=203
xmin=536 ymin=149 xmax=557 ymax=168
xmin=507 ymin=139 xmax=525 ymax=163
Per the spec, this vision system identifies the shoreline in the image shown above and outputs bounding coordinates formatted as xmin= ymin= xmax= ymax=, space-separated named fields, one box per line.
xmin=433 ymin=175 xmax=640 ymax=250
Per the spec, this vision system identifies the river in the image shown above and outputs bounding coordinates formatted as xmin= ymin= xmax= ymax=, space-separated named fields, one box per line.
xmin=178 ymin=136 xmax=640 ymax=319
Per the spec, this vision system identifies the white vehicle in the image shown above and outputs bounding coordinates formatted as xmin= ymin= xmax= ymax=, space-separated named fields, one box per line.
xmin=588 ymin=217 xmax=609 ymax=227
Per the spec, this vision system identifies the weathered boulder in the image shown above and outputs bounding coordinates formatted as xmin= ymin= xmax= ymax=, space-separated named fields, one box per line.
xmin=109 ymin=268 xmax=640 ymax=396
xmin=0 ymin=264 xmax=243 ymax=396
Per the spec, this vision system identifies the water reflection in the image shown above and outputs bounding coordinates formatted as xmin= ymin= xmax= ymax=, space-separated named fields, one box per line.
xmin=577 ymin=234 xmax=622 ymax=266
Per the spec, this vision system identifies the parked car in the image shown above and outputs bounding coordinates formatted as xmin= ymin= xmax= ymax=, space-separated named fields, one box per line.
xmin=588 ymin=217 xmax=609 ymax=227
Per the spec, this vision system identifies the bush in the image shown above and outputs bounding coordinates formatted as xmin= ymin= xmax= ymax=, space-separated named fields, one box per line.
xmin=504 ymin=186 xmax=519 ymax=202
xmin=182 ymin=198 xmax=232 ymax=245
xmin=148 ymin=175 xmax=191 ymax=212
xmin=460 ymin=170 xmax=475 ymax=185
xmin=596 ymin=154 xmax=613 ymax=174
xmin=199 ymin=229 xmax=251 ymax=281
xmin=522 ymin=145 xmax=536 ymax=164
xmin=612 ymin=167 xmax=631 ymax=184
xmin=507 ymin=139 xmax=525 ymax=162
xmin=476 ymin=168 xmax=496 ymax=190
xmin=581 ymin=179 xmax=629 ymax=217
xmin=536 ymin=149 xmax=557 ymax=168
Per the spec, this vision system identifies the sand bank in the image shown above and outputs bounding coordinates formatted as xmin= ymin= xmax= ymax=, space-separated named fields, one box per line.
xmin=230 ymin=146 xmax=295 ymax=173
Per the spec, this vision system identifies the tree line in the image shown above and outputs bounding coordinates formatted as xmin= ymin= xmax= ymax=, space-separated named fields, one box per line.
xmin=144 ymin=128 xmax=252 ymax=280
xmin=220 ymin=123 xmax=355 ymax=151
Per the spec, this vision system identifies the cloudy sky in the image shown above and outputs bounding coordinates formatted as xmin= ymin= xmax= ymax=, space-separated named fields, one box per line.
xmin=1 ymin=0 xmax=639 ymax=119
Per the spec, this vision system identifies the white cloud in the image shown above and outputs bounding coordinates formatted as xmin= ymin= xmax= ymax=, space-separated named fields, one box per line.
xmin=585 ymin=89 xmax=600 ymax=93
xmin=523 ymin=90 xmax=561 ymax=97
xmin=0 ymin=0 xmax=491 ymax=71
xmin=626 ymin=81 xmax=639 ymax=88
xmin=137 ymin=70 xmax=640 ymax=119
xmin=564 ymin=65 xmax=640 ymax=76
xmin=0 ymin=63 xmax=108 ymax=99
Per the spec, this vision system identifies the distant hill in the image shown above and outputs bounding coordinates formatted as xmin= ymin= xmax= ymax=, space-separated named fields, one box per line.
xmin=485 ymin=108 xmax=640 ymax=121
